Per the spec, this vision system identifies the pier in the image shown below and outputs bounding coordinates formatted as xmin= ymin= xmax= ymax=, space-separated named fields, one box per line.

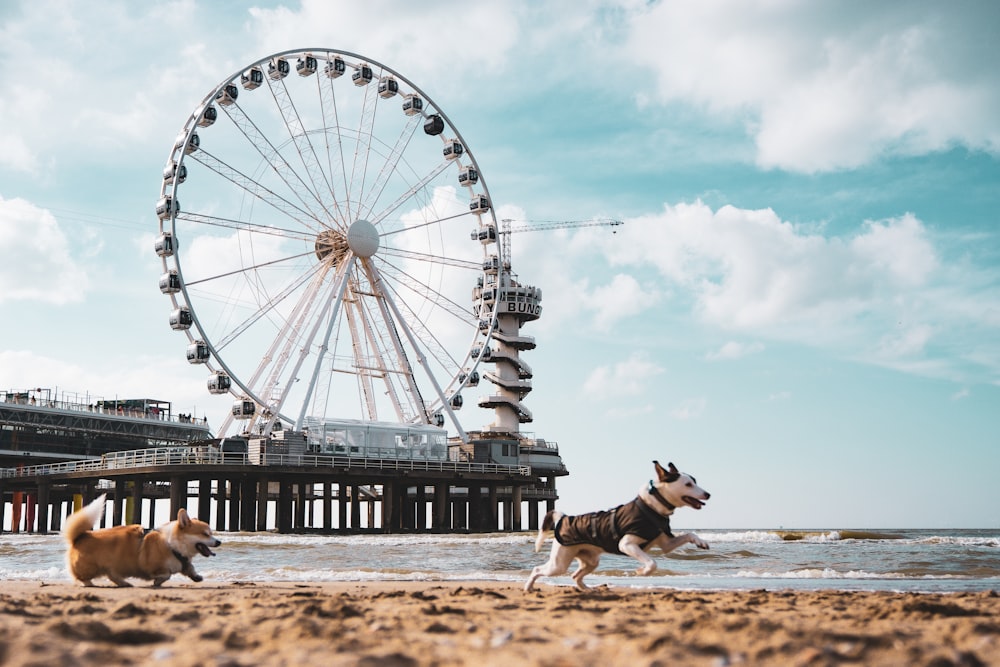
xmin=0 ymin=446 xmax=555 ymax=534
xmin=1 ymin=387 xmax=562 ymax=534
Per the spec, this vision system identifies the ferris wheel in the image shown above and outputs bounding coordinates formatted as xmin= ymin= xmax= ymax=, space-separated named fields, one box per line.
xmin=155 ymin=48 xmax=500 ymax=441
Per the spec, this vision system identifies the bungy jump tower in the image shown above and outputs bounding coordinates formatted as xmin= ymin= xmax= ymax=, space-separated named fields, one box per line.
xmin=464 ymin=224 xmax=561 ymax=480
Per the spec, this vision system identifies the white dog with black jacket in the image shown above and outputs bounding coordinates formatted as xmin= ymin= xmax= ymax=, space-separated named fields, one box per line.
xmin=525 ymin=461 xmax=710 ymax=591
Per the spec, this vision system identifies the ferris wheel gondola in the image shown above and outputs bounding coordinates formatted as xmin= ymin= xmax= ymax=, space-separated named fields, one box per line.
xmin=155 ymin=48 xmax=500 ymax=441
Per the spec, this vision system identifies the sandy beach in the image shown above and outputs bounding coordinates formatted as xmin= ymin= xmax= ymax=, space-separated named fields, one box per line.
xmin=0 ymin=580 xmax=996 ymax=666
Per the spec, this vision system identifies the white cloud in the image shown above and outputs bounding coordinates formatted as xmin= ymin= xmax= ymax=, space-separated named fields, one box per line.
xmin=670 ymin=397 xmax=706 ymax=421
xmin=582 ymin=352 xmax=665 ymax=399
xmin=850 ymin=214 xmax=938 ymax=288
xmin=567 ymin=199 xmax=1000 ymax=383
xmin=604 ymin=201 xmax=941 ymax=337
xmin=245 ymin=0 xmax=521 ymax=90
xmin=706 ymin=340 xmax=765 ymax=361
xmin=0 ymin=196 xmax=91 ymax=304
xmin=606 ymin=404 xmax=656 ymax=419
xmin=623 ymin=3 xmax=1000 ymax=172
xmin=875 ymin=324 xmax=934 ymax=359
xmin=588 ymin=273 xmax=660 ymax=330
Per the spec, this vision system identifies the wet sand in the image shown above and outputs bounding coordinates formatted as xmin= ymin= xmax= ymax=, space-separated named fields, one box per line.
xmin=1 ymin=580 xmax=998 ymax=666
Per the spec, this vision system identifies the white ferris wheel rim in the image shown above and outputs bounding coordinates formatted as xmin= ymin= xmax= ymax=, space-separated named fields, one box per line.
xmin=156 ymin=48 xmax=500 ymax=440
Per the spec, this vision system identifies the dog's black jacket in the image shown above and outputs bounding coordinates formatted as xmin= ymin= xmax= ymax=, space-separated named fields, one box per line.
xmin=554 ymin=498 xmax=673 ymax=555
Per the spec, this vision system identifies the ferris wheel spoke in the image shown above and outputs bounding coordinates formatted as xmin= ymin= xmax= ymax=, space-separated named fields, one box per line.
xmin=258 ymin=275 xmax=342 ymax=426
xmin=210 ymin=264 xmax=324 ymax=353
xmin=317 ymin=68 xmax=351 ymax=225
xmin=358 ymin=114 xmax=422 ymax=222
xmin=176 ymin=211 xmax=314 ymax=242
xmin=220 ymin=102 xmax=331 ymax=226
xmin=368 ymin=159 xmax=452 ymax=228
xmin=342 ymin=300 xmax=379 ymax=419
xmin=347 ymin=290 xmax=413 ymax=422
xmin=372 ymin=262 xmax=469 ymax=373
xmin=381 ymin=281 xmax=462 ymax=380
xmin=184 ymin=250 xmax=315 ymax=288
xmin=347 ymin=81 xmax=380 ymax=222
xmin=377 ymin=271 xmax=466 ymax=374
xmin=364 ymin=260 xmax=464 ymax=436
xmin=266 ymin=75 xmax=341 ymax=223
xmin=188 ymin=150 xmax=321 ymax=232
xmin=292 ymin=257 xmax=358 ymax=428
xmin=234 ymin=261 xmax=348 ymax=429
xmin=359 ymin=259 xmax=435 ymax=421
xmin=209 ymin=268 xmax=336 ymax=430
xmin=376 ymin=256 xmax=483 ymax=327
xmin=378 ymin=246 xmax=481 ymax=271
xmin=378 ymin=209 xmax=472 ymax=240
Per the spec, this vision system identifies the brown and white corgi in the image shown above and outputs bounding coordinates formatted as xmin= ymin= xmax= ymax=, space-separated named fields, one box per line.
xmin=64 ymin=493 xmax=221 ymax=587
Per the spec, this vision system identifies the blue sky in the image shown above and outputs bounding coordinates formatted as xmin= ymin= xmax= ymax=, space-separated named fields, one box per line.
xmin=1 ymin=1 xmax=998 ymax=528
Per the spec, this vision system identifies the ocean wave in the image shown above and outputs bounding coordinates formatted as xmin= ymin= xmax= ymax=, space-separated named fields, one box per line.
xmin=700 ymin=530 xmax=944 ymax=543
xmin=199 ymin=567 xmax=524 ymax=583
xmin=700 ymin=530 xmax=846 ymax=543
xmin=915 ymin=536 xmax=1000 ymax=547
xmin=0 ymin=566 xmax=68 ymax=581
xmin=223 ymin=532 xmax=534 ymax=548
xmin=732 ymin=568 xmax=979 ymax=580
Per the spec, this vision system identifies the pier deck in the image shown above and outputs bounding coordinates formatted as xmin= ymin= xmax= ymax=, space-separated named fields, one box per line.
xmin=1 ymin=446 xmax=555 ymax=534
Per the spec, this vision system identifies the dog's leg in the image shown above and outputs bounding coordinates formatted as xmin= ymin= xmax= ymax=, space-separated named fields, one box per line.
xmin=570 ymin=549 xmax=601 ymax=590
xmin=525 ymin=542 xmax=576 ymax=592
xmin=656 ymin=532 xmax=710 ymax=554
xmin=107 ymin=573 xmax=133 ymax=587
xmin=619 ymin=535 xmax=658 ymax=575
xmin=152 ymin=575 xmax=171 ymax=587
xmin=181 ymin=562 xmax=203 ymax=583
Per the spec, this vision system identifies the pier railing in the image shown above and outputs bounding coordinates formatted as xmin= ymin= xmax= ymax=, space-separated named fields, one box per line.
xmin=0 ymin=446 xmax=531 ymax=479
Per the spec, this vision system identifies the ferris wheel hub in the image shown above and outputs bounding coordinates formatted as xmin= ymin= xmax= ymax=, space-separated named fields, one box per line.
xmin=314 ymin=228 xmax=348 ymax=264
xmin=346 ymin=219 xmax=379 ymax=258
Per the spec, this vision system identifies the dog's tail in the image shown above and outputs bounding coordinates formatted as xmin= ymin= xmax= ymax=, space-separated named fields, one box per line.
xmin=62 ymin=493 xmax=107 ymax=544
xmin=534 ymin=510 xmax=563 ymax=552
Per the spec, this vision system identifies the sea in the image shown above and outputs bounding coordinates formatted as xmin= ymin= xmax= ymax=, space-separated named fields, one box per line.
xmin=2 ymin=528 xmax=998 ymax=593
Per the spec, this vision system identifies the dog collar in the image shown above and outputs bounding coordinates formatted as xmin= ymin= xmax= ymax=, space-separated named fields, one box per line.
xmin=142 ymin=529 xmax=190 ymax=569
xmin=171 ymin=549 xmax=191 ymax=569
xmin=647 ymin=480 xmax=676 ymax=511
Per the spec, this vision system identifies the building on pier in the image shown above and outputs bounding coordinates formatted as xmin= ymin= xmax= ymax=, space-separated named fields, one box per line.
xmin=0 ymin=388 xmax=211 ymax=465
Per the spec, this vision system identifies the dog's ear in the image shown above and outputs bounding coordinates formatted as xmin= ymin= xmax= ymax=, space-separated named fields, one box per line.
xmin=177 ymin=508 xmax=191 ymax=528
xmin=654 ymin=460 xmax=681 ymax=482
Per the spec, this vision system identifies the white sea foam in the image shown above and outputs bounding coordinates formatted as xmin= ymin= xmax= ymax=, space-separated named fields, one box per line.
xmin=915 ymin=536 xmax=1000 ymax=547
xmin=698 ymin=530 xmax=843 ymax=543
xmin=227 ymin=532 xmax=534 ymax=547
xmin=732 ymin=568 xmax=969 ymax=580
xmin=199 ymin=567 xmax=523 ymax=583
xmin=0 ymin=566 xmax=68 ymax=581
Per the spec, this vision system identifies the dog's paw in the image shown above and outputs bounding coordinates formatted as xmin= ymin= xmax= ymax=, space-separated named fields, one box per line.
xmin=189 ymin=573 xmax=204 ymax=583
xmin=695 ymin=538 xmax=710 ymax=550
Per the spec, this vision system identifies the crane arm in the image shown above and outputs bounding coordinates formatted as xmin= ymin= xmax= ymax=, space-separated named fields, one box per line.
xmin=499 ymin=218 xmax=623 ymax=233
